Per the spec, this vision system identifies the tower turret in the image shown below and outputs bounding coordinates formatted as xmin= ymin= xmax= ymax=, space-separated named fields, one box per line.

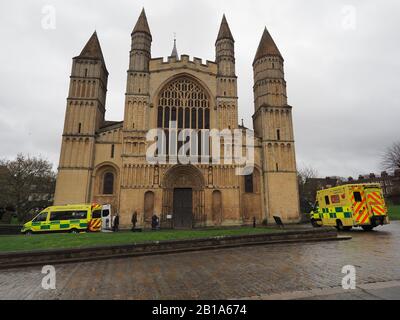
xmin=253 ymin=28 xmax=287 ymax=114
xmin=215 ymin=15 xmax=238 ymax=130
xmin=124 ymin=9 xmax=152 ymax=131
xmin=129 ymin=8 xmax=152 ymax=73
xmin=216 ymin=14 xmax=236 ymax=78
xmin=54 ymin=31 xmax=109 ymax=205
xmin=65 ymin=31 xmax=108 ymax=135
xmin=252 ymin=27 xmax=300 ymax=223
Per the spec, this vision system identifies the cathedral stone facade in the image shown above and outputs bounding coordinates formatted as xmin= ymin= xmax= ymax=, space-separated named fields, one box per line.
xmin=54 ymin=9 xmax=300 ymax=228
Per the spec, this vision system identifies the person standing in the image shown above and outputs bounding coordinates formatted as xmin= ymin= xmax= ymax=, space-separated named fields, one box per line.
xmin=151 ymin=214 xmax=159 ymax=231
xmin=131 ymin=211 xmax=138 ymax=231
xmin=113 ymin=214 xmax=120 ymax=232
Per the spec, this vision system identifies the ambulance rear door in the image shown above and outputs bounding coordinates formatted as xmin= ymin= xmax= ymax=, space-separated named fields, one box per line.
xmin=101 ymin=205 xmax=113 ymax=231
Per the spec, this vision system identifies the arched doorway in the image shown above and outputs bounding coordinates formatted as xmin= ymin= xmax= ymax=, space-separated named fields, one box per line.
xmin=162 ymin=165 xmax=205 ymax=229
xmin=173 ymin=188 xmax=193 ymax=229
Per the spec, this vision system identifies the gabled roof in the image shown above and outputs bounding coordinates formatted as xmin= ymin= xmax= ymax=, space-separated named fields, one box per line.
xmin=253 ymin=27 xmax=283 ymax=63
xmin=216 ymin=14 xmax=234 ymax=43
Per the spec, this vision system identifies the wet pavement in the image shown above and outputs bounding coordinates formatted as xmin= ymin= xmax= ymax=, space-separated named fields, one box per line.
xmin=0 ymin=222 xmax=399 ymax=300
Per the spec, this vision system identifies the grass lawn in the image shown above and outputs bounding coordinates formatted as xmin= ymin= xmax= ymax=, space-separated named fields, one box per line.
xmin=388 ymin=205 xmax=400 ymax=221
xmin=0 ymin=227 xmax=280 ymax=253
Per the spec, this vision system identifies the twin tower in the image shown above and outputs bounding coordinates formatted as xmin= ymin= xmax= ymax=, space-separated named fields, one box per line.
xmin=54 ymin=9 xmax=300 ymax=227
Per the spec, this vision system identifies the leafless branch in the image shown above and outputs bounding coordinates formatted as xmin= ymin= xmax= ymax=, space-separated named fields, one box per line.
xmin=382 ymin=142 xmax=400 ymax=173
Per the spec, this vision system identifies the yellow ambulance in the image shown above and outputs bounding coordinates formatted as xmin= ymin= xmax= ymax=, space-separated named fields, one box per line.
xmin=21 ymin=203 xmax=103 ymax=235
xmin=310 ymin=183 xmax=389 ymax=231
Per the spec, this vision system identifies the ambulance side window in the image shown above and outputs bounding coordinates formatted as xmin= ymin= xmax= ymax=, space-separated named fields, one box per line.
xmin=73 ymin=211 xmax=88 ymax=219
xmin=354 ymin=192 xmax=362 ymax=202
xmin=92 ymin=210 xmax=102 ymax=219
xmin=325 ymin=196 xmax=330 ymax=205
xmin=34 ymin=212 xmax=48 ymax=222
xmin=50 ymin=211 xmax=87 ymax=221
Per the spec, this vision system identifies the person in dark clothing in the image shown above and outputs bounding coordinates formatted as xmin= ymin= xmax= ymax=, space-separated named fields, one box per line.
xmin=113 ymin=214 xmax=120 ymax=232
xmin=131 ymin=211 xmax=138 ymax=231
xmin=151 ymin=214 xmax=159 ymax=230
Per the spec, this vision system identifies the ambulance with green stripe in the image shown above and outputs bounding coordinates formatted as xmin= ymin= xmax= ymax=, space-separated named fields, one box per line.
xmin=21 ymin=204 xmax=103 ymax=234
xmin=310 ymin=183 xmax=389 ymax=231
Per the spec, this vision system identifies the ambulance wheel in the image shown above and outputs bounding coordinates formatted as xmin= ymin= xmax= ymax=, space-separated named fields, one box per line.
xmin=311 ymin=220 xmax=321 ymax=228
xmin=362 ymin=226 xmax=374 ymax=232
xmin=25 ymin=230 xmax=33 ymax=236
xmin=343 ymin=227 xmax=352 ymax=231
xmin=336 ymin=220 xmax=344 ymax=231
xmin=69 ymin=229 xmax=80 ymax=234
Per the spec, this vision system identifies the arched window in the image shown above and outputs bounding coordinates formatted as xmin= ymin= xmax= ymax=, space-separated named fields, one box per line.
xmin=111 ymin=144 xmax=115 ymax=159
xmin=157 ymin=77 xmax=211 ymax=159
xmin=245 ymin=174 xmax=254 ymax=193
xmin=103 ymin=172 xmax=114 ymax=195
xmin=157 ymin=77 xmax=210 ymax=130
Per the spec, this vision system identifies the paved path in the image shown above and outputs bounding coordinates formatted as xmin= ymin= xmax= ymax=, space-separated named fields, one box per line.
xmin=245 ymin=280 xmax=400 ymax=300
xmin=1 ymin=222 xmax=400 ymax=300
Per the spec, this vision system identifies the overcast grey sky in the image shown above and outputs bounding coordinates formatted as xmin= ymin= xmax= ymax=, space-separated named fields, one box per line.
xmin=0 ymin=0 xmax=399 ymax=178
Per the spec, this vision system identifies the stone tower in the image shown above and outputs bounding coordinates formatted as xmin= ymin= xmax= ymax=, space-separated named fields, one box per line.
xmin=215 ymin=15 xmax=238 ymax=130
xmin=123 ymin=8 xmax=152 ymax=132
xmin=252 ymin=27 xmax=300 ymax=222
xmin=54 ymin=32 xmax=108 ymax=205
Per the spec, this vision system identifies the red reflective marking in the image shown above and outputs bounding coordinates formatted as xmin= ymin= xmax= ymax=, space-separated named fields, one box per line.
xmin=354 ymin=200 xmax=365 ymax=214
xmin=361 ymin=212 xmax=370 ymax=224
xmin=356 ymin=207 xmax=366 ymax=221
xmin=368 ymin=192 xmax=381 ymax=203
xmin=374 ymin=206 xmax=385 ymax=215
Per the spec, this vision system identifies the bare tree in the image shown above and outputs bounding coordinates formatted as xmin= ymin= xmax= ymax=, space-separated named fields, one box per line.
xmin=0 ymin=154 xmax=55 ymax=222
xmin=382 ymin=142 xmax=400 ymax=173
xmin=297 ymin=165 xmax=320 ymax=215
xmin=298 ymin=165 xmax=319 ymax=185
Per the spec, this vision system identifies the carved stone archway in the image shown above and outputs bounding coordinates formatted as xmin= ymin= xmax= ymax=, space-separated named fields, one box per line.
xmin=161 ymin=165 xmax=206 ymax=228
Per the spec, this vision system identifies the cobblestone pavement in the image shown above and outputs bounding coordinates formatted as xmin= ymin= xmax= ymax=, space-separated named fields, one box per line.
xmin=1 ymin=222 xmax=400 ymax=300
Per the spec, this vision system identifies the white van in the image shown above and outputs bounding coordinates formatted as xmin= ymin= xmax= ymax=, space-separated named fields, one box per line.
xmin=101 ymin=205 xmax=113 ymax=231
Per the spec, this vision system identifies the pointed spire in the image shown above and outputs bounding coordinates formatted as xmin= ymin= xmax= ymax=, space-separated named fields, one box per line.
xmin=216 ymin=14 xmax=234 ymax=43
xmin=171 ymin=35 xmax=179 ymax=59
xmin=77 ymin=31 xmax=105 ymax=63
xmin=253 ymin=27 xmax=283 ymax=64
xmin=132 ymin=8 xmax=152 ymax=39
